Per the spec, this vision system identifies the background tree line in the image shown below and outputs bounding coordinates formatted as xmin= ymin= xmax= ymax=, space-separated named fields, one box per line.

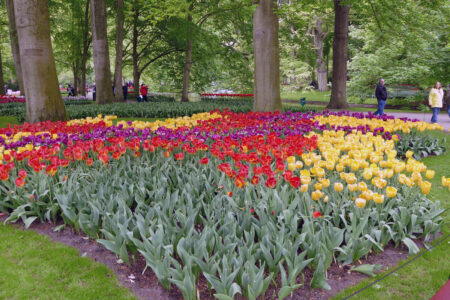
xmin=0 ymin=0 xmax=448 ymax=122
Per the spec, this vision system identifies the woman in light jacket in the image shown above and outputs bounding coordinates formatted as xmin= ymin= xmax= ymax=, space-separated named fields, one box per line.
xmin=429 ymin=82 xmax=444 ymax=123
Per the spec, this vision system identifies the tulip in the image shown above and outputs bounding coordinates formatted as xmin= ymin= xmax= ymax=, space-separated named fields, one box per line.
xmin=311 ymin=190 xmax=324 ymax=201
xmin=300 ymin=184 xmax=309 ymax=193
xmin=320 ymin=178 xmax=330 ymax=188
xmin=235 ymin=177 xmax=244 ymax=189
xmin=265 ymin=177 xmax=277 ymax=189
xmin=355 ymin=198 xmax=366 ymax=208
xmin=425 ymin=170 xmax=435 ymax=179
xmin=15 ymin=177 xmax=25 ymax=188
xmin=86 ymin=158 xmax=93 ymax=166
xmin=18 ymin=169 xmax=27 ymax=179
xmin=363 ymin=168 xmax=373 ymax=180
xmin=174 ymin=153 xmax=184 ymax=160
xmin=373 ymin=193 xmax=385 ymax=204
xmin=405 ymin=150 xmax=414 ymax=158
xmin=358 ymin=182 xmax=368 ymax=192
xmin=386 ymin=186 xmax=397 ymax=198
xmin=348 ymin=184 xmax=358 ymax=192
xmin=334 ymin=182 xmax=343 ymax=192
xmin=289 ymin=176 xmax=301 ymax=189
xmin=312 ymin=211 xmax=322 ymax=218
xmin=199 ymin=157 xmax=209 ymax=165
xmin=323 ymin=195 xmax=329 ymax=203
xmin=420 ymin=181 xmax=431 ymax=194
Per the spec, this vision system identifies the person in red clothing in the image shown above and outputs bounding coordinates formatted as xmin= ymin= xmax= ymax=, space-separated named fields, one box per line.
xmin=140 ymin=84 xmax=148 ymax=102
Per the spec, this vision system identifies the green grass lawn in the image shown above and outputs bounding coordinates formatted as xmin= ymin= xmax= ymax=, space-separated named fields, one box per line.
xmin=281 ymin=90 xmax=379 ymax=105
xmin=0 ymin=224 xmax=135 ymax=300
xmin=334 ymin=130 xmax=450 ymax=300
xmin=0 ymin=116 xmax=19 ymax=128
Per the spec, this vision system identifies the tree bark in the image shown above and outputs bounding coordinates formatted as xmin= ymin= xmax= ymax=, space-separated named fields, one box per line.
xmin=80 ymin=0 xmax=90 ymax=96
xmin=328 ymin=0 xmax=350 ymax=109
xmin=181 ymin=3 xmax=194 ymax=102
xmin=5 ymin=0 xmax=24 ymax=96
xmin=91 ymin=0 xmax=114 ymax=104
xmin=114 ymin=0 xmax=125 ymax=102
xmin=132 ymin=8 xmax=140 ymax=98
xmin=253 ymin=0 xmax=282 ymax=112
xmin=313 ymin=17 xmax=328 ymax=92
xmin=0 ymin=49 xmax=5 ymax=96
xmin=14 ymin=0 xmax=67 ymax=123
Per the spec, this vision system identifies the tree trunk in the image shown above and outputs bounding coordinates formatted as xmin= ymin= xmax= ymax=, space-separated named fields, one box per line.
xmin=5 ymin=0 xmax=24 ymax=96
xmin=114 ymin=0 xmax=125 ymax=102
xmin=132 ymin=8 xmax=139 ymax=98
xmin=14 ymin=0 xmax=67 ymax=123
xmin=0 ymin=49 xmax=5 ymax=96
xmin=328 ymin=0 xmax=350 ymax=109
xmin=181 ymin=3 xmax=194 ymax=102
xmin=72 ymin=63 xmax=79 ymax=97
xmin=253 ymin=0 xmax=282 ymax=112
xmin=314 ymin=17 xmax=328 ymax=92
xmin=80 ymin=0 xmax=90 ymax=96
xmin=91 ymin=0 xmax=114 ymax=104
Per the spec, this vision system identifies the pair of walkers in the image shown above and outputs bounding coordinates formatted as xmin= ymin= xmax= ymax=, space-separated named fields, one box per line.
xmin=373 ymin=79 xmax=450 ymax=124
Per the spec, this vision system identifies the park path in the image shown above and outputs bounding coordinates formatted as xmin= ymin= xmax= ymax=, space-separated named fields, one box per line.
xmin=384 ymin=112 xmax=450 ymax=132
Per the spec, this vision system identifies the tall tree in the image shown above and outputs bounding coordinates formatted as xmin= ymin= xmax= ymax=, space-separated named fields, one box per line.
xmin=0 ymin=48 xmax=4 ymax=96
xmin=253 ymin=0 xmax=282 ymax=112
xmin=180 ymin=2 xmax=194 ymax=102
xmin=14 ymin=0 xmax=67 ymax=123
xmin=90 ymin=0 xmax=114 ymax=104
xmin=5 ymin=0 xmax=24 ymax=95
xmin=114 ymin=0 xmax=125 ymax=101
xmin=327 ymin=0 xmax=350 ymax=109
xmin=313 ymin=16 xmax=329 ymax=92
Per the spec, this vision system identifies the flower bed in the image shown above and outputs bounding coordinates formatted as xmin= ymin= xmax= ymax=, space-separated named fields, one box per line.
xmin=0 ymin=95 xmax=25 ymax=104
xmin=0 ymin=110 xmax=447 ymax=299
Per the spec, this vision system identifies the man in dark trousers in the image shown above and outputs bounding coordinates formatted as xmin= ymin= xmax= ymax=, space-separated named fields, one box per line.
xmin=122 ymin=83 xmax=128 ymax=101
xmin=374 ymin=78 xmax=388 ymax=116
xmin=140 ymin=83 xmax=148 ymax=102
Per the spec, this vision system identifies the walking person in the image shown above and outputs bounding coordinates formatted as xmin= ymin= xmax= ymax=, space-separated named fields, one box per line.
xmin=92 ymin=85 xmax=96 ymax=102
xmin=374 ymin=78 xmax=388 ymax=116
xmin=140 ymin=83 xmax=148 ymax=102
xmin=444 ymin=84 xmax=450 ymax=118
xmin=122 ymin=83 xmax=128 ymax=101
xmin=429 ymin=82 xmax=444 ymax=123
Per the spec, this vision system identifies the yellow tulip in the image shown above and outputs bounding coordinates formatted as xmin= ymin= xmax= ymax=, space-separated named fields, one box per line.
xmin=425 ymin=170 xmax=435 ymax=179
xmin=300 ymin=184 xmax=309 ymax=193
xmin=420 ymin=181 xmax=431 ymax=194
xmin=288 ymin=163 xmax=297 ymax=171
xmin=336 ymin=163 xmax=345 ymax=172
xmin=311 ymin=190 xmax=324 ymax=201
xmin=441 ymin=176 xmax=448 ymax=187
xmin=405 ymin=150 xmax=414 ymax=158
xmin=301 ymin=176 xmax=311 ymax=185
xmin=373 ymin=193 xmax=385 ymax=204
xmin=358 ymin=182 xmax=368 ymax=192
xmin=363 ymin=168 xmax=373 ymax=180
xmin=355 ymin=198 xmax=366 ymax=208
xmin=295 ymin=161 xmax=303 ymax=169
xmin=386 ymin=187 xmax=397 ymax=198
xmin=324 ymin=195 xmax=329 ymax=203
xmin=326 ymin=161 xmax=335 ymax=171
xmin=411 ymin=172 xmax=422 ymax=183
xmin=287 ymin=156 xmax=296 ymax=163
xmin=314 ymin=182 xmax=323 ymax=190
xmin=320 ymin=178 xmax=330 ymax=188
xmin=334 ymin=182 xmax=344 ymax=192
xmin=348 ymin=184 xmax=358 ymax=192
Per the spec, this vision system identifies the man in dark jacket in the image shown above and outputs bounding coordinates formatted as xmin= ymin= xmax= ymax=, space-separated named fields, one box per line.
xmin=444 ymin=84 xmax=450 ymax=118
xmin=374 ymin=78 xmax=388 ymax=116
xmin=122 ymin=83 xmax=128 ymax=101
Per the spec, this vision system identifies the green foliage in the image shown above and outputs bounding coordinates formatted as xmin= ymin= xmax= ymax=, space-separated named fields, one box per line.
xmin=395 ymin=130 xmax=446 ymax=160
xmin=0 ymin=137 xmax=444 ymax=298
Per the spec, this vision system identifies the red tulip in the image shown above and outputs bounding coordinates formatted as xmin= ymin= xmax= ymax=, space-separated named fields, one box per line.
xmin=199 ymin=157 xmax=209 ymax=165
xmin=251 ymin=175 xmax=260 ymax=185
xmin=265 ymin=177 xmax=277 ymax=189
xmin=289 ymin=176 xmax=301 ymax=189
xmin=235 ymin=177 xmax=244 ymax=188
xmin=18 ymin=169 xmax=27 ymax=179
xmin=175 ymin=152 xmax=184 ymax=160
xmin=313 ymin=211 xmax=322 ymax=218
xmin=86 ymin=158 xmax=93 ymax=166
xmin=15 ymin=177 xmax=25 ymax=188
